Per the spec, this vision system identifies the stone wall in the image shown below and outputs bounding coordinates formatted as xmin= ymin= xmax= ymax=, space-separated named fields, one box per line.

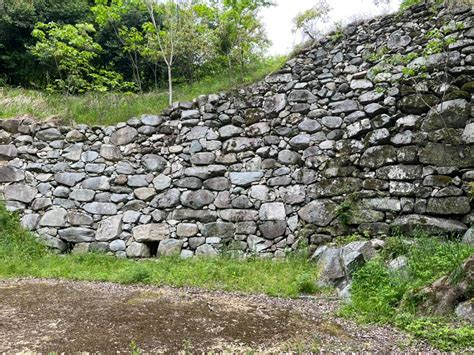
xmin=0 ymin=2 xmax=473 ymax=258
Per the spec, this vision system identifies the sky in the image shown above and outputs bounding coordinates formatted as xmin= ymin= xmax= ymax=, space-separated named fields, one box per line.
xmin=262 ymin=0 xmax=402 ymax=55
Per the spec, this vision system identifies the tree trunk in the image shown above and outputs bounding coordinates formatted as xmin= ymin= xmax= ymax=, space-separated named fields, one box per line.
xmin=167 ymin=64 xmax=173 ymax=106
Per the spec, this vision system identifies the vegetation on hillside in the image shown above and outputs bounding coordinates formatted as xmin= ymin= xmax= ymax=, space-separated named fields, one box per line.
xmin=0 ymin=56 xmax=285 ymax=125
xmin=0 ymin=0 xmax=272 ymax=99
xmin=340 ymin=233 xmax=474 ymax=351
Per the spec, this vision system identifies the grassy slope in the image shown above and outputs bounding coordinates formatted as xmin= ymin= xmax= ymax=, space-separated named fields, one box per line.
xmin=0 ymin=57 xmax=286 ymax=126
xmin=340 ymin=234 xmax=474 ymax=351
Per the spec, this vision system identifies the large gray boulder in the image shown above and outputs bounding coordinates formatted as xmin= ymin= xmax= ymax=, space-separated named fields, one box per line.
xmin=298 ymin=200 xmax=337 ymax=226
xmin=142 ymin=154 xmax=167 ymax=172
xmin=263 ymin=93 xmax=287 ymax=115
xmin=58 ymin=227 xmax=95 ymax=243
xmin=110 ymin=126 xmax=138 ymax=145
xmin=100 ymin=144 xmax=122 ymax=161
xmin=39 ymin=208 xmax=67 ymax=227
xmin=313 ymin=241 xmax=378 ymax=294
xmin=392 ymin=215 xmax=468 ymax=234
xmin=54 ymin=172 xmax=85 ymax=187
xmin=157 ymin=239 xmax=183 ymax=257
xmin=201 ymin=222 xmax=235 ymax=240
xmin=0 ymin=167 xmax=24 ymax=183
xmin=421 ymin=99 xmax=470 ymax=131
xmin=462 ymin=228 xmax=474 ymax=247
xmin=4 ymin=184 xmax=37 ymax=203
xmin=258 ymin=220 xmax=287 ymax=239
xmin=0 ymin=145 xmax=17 ymax=160
xmin=126 ymin=242 xmax=151 ymax=258
xmin=180 ymin=190 xmax=214 ymax=209
xmin=95 ymin=215 xmax=123 ymax=242
xmin=259 ymin=202 xmax=286 ymax=221
xmin=229 ymin=172 xmax=264 ymax=186
xmin=83 ymin=202 xmax=117 ymax=215
xmin=36 ymin=128 xmax=63 ymax=141
xmin=133 ymin=223 xmax=170 ymax=242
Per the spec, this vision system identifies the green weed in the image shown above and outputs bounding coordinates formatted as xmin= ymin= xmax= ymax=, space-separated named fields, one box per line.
xmin=341 ymin=233 xmax=474 ymax=350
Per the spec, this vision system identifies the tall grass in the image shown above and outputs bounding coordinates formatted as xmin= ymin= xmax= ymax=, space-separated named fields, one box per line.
xmin=0 ymin=203 xmax=318 ymax=298
xmin=0 ymin=56 xmax=287 ymax=126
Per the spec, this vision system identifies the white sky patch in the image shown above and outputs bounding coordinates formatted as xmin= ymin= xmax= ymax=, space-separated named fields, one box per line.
xmin=262 ymin=0 xmax=402 ymax=55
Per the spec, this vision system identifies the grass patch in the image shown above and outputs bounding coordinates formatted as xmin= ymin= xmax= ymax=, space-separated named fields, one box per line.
xmin=340 ymin=232 xmax=474 ymax=350
xmin=0 ymin=56 xmax=286 ymax=127
xmin=0 ymin=203 xmax=318 ymax=298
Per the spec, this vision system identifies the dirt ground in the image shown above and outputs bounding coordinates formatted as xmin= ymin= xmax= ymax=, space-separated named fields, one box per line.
xmin=0 ymin=279 xmax=435 ymax=353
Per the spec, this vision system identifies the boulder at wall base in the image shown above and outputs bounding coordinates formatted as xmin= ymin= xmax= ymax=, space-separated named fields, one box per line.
xmin=455 ymin=300 xmax=474 ymax=322
xmin=95 ymin=215 xmax=123 ymax=242
xmin=200 ymin=222 xmax=235 ymax=240
xmin=462 ymin=228 xmax=474 ymax=247
xmin=391 ymin=214 xmax=468 ymax=235
xmin=313 ymin=241 xmax=378 ymax=294
xmin=126 ymin=242 xmax=151 ymax=258
xmin=258 ymin=220 xmax=287 ymax=239
xmin=157 ymin=239 xmax=183 ymax=257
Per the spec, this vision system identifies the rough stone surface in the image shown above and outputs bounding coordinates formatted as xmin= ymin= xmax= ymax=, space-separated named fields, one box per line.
xmin=157 ymin=239 xmax=183 ymax=257
xmin=95 ymin=215 xmax=122 ymax=242
xmin=133 ymin=223 xmax=170 ymax=242
xmin=4 ymin=185 xmax=37 ymax=203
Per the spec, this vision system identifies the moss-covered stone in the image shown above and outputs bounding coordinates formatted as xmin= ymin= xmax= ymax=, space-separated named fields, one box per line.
xmin=398 ymin=94 xmax=439 ymax=114
xmin=426 ymin=197 xmax=471 ymax=215
xmin=308 ymin=178 xmax=363 ymax=198
xmin=461 ymin=81 xmax=474 ymax=93
xmin=419 ymin=143 xmax=474 ymax=168
xmin=421 ymin=99 xmax=470 ymax=131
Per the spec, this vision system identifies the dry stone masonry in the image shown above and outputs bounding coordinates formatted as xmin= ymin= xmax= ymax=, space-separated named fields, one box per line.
xmin=0 ymin=2 xmax=473 ymax=258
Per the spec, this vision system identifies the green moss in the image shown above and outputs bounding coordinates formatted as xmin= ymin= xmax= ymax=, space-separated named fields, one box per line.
xmin=461 ymin=81 xmax=474 ymax=93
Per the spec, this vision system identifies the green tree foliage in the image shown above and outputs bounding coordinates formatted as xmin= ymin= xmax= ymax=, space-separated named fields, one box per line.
xmin=29 ymin=22 xmax=134 ymax=94
xmin=144 ymin=0 xmax=218 ymax=104
xmin=293 ymin=0 xmax=331 ymax=41
xmin=0 ymin=0 xmax=273 ymax=94
xmin=0 ymin=0 xmax=90 ymax=85
xmin=218 ymin=0 xmax=273 ymax=77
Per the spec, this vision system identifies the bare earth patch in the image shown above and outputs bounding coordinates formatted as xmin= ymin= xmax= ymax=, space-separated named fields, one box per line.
xmin=0 ymin=279 xmax=434 ymax=353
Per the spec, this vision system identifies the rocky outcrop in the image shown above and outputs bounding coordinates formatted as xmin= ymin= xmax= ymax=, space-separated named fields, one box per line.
xmin=418 ymin=255 xmax=474 ymax=318
xmin=0 ymin=3 xmax=473 ymax=258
